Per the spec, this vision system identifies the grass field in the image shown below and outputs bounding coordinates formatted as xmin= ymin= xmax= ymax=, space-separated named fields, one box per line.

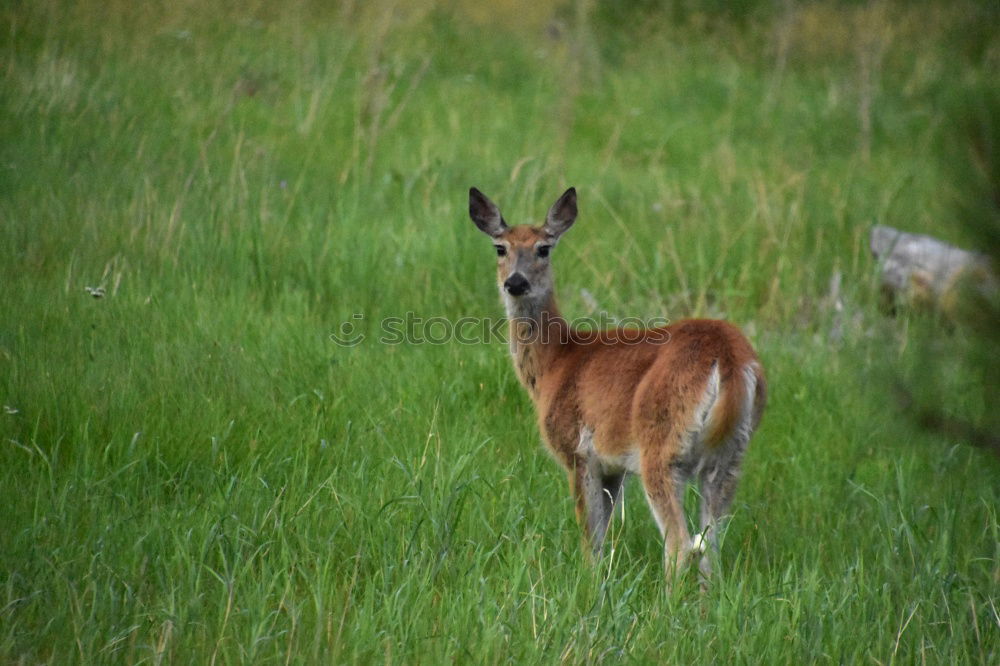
xmin=2 ymin=0 xmax=999 ymax=662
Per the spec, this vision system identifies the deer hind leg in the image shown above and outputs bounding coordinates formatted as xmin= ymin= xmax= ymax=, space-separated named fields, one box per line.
xmin=696 ymin=443 xmax=746 ymax=580
xmin=639 ymin=428 xmax=696 ymax=583
xmin=639 ymin=365 xmax=726 ymax=585
xmin=571 ymin=428 xmax=626 ymax=558
xmin=697 ymin=365 xmax=758 ymax=579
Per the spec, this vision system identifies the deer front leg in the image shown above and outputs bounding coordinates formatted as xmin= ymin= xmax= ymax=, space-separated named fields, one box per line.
xmin=569 ymin=429 xmax=624 ymax=558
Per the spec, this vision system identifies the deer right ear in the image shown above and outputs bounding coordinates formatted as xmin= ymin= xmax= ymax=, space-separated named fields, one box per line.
xmin=469 ymin=187 xmax=508 ymax=238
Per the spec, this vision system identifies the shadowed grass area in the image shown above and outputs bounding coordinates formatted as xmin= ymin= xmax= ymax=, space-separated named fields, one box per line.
xmin=2 ymin=0 xmax=998 ymax=662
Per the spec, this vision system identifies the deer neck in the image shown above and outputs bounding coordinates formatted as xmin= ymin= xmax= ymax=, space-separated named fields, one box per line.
xmin=503 ymin=289 xmax=567 ymax=397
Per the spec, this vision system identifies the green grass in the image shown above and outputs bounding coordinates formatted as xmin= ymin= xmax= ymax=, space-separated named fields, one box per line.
xmin=2 ymin=0 xmax=999 ymax=662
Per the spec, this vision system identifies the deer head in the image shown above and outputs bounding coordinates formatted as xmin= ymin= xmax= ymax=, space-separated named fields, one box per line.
xmin=469 ymin=187 xmax=577 ymax=310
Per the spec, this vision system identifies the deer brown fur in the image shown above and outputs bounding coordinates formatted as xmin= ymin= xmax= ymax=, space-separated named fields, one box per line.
xmin=469 ymin=186 xmax=766 ymax=584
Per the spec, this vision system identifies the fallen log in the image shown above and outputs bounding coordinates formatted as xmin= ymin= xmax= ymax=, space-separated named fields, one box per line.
xmin=869 ymin=224 xmax=996 ymax=315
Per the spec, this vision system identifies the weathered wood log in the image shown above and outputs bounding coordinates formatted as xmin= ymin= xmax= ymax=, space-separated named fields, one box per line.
xmin=869 ymin=224 xmax=996 ymax=314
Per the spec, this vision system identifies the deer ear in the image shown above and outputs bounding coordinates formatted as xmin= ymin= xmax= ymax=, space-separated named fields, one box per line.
xmin=544 ymin=187 xmax=577 ymax=239
xmin=469 ymin=187 xmax=508 ymax=238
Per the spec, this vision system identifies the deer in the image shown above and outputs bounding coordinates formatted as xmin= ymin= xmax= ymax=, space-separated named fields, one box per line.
xmin=468 ymin=186 xmax=767 ymax=585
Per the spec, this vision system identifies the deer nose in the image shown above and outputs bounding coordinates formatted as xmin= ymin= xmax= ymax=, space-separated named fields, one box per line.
xmin=504 ymin=273 xmax=530 ymax=296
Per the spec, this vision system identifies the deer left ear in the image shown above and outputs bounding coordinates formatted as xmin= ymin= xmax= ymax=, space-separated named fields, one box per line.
xmin=544 ymin=187 xmax=577 ymax=239
xmin=469 ymin=187 xmax=508 ymax=238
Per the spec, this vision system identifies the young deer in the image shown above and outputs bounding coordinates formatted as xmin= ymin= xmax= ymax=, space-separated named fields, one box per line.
xmin=469 ymin=186 xmax=766 ymax=583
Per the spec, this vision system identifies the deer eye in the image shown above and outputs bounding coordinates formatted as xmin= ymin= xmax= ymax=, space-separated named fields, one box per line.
xmin=537 ymin=245 xmax=551 ymax=258
xmin=494 ymin=245 xmax=507 ymax=257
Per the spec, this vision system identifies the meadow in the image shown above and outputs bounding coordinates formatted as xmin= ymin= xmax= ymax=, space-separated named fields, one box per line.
xmin=2 ymin=0 xmax=998 ymax=662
